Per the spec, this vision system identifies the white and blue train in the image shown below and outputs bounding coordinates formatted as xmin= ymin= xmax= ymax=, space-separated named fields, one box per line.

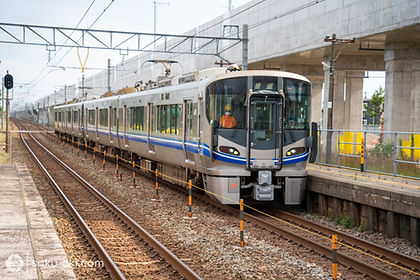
xmin=54 ymin=67 xmax=317 ymax=205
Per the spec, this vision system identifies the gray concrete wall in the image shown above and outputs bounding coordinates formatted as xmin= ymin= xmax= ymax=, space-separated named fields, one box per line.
xmin=79 ymin=0 xmax=420 ymax=97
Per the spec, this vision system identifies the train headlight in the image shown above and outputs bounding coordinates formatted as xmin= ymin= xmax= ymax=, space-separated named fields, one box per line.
xmin=286 ymin=147 xmax=306 ymax=157
xmin=219 ymin=146 xmax=240 ymax=156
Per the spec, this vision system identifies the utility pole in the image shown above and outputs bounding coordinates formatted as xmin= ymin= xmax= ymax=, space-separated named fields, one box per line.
xmin=1 ymin=76 xmax=4 ymax=130
xmin=153 ymin=1 xmax=170 ymax=51
xmin=64 ymin=85 xmax=67 ymax=103
xmin=107 ymin=58 xmax=111 ymax=93
xmin=324 ymin=34 xmax=355 ymax=162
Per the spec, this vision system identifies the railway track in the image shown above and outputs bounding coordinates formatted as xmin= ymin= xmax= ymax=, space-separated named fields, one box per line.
xmin=20 ymin=120 xmax=419 ymax=279
xmin=17 ymin=123 xmax=201 ymax=280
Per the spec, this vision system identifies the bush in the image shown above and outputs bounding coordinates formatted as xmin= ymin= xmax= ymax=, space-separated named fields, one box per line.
xmin=371 ymin=142 xmax=394 ymax=158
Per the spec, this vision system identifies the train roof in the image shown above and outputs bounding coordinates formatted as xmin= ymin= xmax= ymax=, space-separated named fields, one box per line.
xmin=54 ymin=68 xmax=310 ymax=109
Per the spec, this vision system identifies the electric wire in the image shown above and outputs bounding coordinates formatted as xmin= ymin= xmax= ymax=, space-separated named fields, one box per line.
xmin=31 ymin=0 xmax=116 ymax=97
xmin=29 ymin=0 xmax=97 ymax=87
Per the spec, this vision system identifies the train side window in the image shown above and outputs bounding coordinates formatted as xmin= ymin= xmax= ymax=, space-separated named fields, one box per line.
xmin=55 ymin=112 xmax=58 ymax=122
xmin=158 ymin=105 xmax=166 ymax=133
xmin=118 ymin=108 xmax=123 ymax=129
xmin=112 ymin=108 xmax=117 ymax=128
xmin=99 ymin=108 xmax=108 ymax=127
xmin=151 ymin=106 xmax=156 ymax=133
xmin=166 ymin=105 xmax=171 ymax=134
xmin=170 ymin=104 xmax=178 ymax=135
xmin=73 ymin=110 xmax=79 ymax=124
xmin=131 ymin=106 xmax=145 ymax=131
xmin=67 ymin=111 xmax=71 ymax=123
xmin=88 ymin=109 xmax=95 ymax=125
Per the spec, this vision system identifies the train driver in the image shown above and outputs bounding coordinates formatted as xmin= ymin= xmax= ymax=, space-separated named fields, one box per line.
xmin=219 ymin=104 xmax=236 ymax=128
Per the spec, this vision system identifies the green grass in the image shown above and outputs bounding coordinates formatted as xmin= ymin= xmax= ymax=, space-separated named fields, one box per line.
xmin=0 ymin=132 xmax=8 ymax=164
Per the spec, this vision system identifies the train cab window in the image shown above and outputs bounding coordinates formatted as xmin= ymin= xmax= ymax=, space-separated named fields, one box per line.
xmin=131 ymin=106 xmax=145 ymax=131
xmin=253 ymin=76 xmax=279 ymax=92
xmin=206 ymin=77 xmax=246 ymax=129
xmin=283 ymin=78 xmax=311 ymax=130
xmin=88 ymin=110 xmax=95 ymax=125
xmin=99 ymin=109 xmax=108 ymax=127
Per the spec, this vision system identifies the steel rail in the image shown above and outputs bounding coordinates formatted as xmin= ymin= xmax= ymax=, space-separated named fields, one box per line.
xmin=126 ymin=171 xmax=405 ymax=280
xmin=18 ymin=126 xmax=126 ymax=280
xmin=24 ymin=121 xmax=415 ymax=280
xmin=274 ymin=210 xmax=420 ymax=270
xmin=18 ymin=124 xmax=202 ymax=280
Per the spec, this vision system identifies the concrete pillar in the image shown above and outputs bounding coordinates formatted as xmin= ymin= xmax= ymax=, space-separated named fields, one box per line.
xmin=310 ymin=79 xmax=323 ymax=125
xmin=332 ymin=70 xmax=346 ymax=129
xmin=384 ymin=42 xmax=420 ymax=132
xmin=410 ymin=62 xmax=420 ymax=132
xmin=344 ymin=71 xmax=364 ymax=130
xmin=387 ymin=211 xmax=398 ymax=238
xmin=410 ymin=217 xmax=419 ymax=246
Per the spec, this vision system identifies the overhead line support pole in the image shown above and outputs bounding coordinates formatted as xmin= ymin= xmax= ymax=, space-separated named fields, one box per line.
xmin=324 ymin=34 xmax=355 ymax=163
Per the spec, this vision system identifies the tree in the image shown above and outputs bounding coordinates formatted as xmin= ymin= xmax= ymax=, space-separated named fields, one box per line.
xmin=364 ymin=86 xmax=384 ymax=125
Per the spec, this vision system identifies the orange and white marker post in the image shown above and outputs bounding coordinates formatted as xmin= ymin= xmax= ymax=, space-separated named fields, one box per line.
xmin=188 ymin=180 xmax=192 ymax=218
xmin=332 ymin=234 xmax=338 ymax=280
xmin=115 ymin=154 xmax=119 ymax=178
xmin=240 ymin=199 xmax=244 ymax=247
xmin=102 ymin=150 xmax=106 ymax=171
xmin=155 ymin=169 xmax=159 ymax=199
xmin=132 ymin=160 xmax=136 ymax=187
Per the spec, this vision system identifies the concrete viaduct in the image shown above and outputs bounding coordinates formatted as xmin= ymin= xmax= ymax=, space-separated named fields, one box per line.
xmin=81 ymin=0 xmax=420 ymax=133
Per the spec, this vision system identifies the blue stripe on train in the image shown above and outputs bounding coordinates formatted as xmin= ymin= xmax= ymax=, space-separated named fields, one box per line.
xmin=82 ymin=128 xmax=308 ymax=165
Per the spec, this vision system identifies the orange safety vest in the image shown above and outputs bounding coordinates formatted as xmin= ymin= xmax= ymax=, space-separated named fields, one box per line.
xmin=219 ymin=115 xmax=236 ymax=128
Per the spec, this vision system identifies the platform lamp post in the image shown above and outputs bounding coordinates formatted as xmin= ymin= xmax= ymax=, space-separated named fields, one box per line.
xmin=4 ymin=71 xmax=13 ymax=153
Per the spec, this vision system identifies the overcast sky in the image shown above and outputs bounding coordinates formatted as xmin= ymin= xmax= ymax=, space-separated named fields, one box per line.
xmin=1 ymin=0 xmax=384 ymax=108
xmin=0 ymin=0 xmax=250 ymax=106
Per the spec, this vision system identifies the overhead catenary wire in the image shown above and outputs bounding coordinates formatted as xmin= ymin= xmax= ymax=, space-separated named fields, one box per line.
xmin=30 ymin=0 xmax=116 ymax=90
xmin=29 ymin=0 xmax=97 ymax=87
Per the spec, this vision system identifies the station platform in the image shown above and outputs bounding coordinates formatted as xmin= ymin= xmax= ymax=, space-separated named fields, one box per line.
xmin=0 ymin=163 xmax=76 ymax=279
xmin=306 ymin=163 xmax=420 ymax=245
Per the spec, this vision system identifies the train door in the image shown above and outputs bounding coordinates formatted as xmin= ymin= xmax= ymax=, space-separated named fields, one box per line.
xmin=108 ymin=106 xmax=112 ymax=144
xmin=78 ymin=107 xmax=82 ymax=137
xmin=183 ymin=99 xmax=195 ymax=166
xmin=247 ymin=93 xmax=283 ymax=170
xmin=197 ymin=96 xmax=205 ymax=167
xmin=95 ymin=107 xmax=99 ymax=140
xmin=123 ymin=105 xmax=129 ymax=148
xmin=147 ymin=103 xmax=155 ymax=154
xmin=116 ymin=99 xmax=121 ymax=147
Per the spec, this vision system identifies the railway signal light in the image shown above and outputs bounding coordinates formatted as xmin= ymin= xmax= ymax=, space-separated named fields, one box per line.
xmin=4 ymin=73 xmax=13 ymax=89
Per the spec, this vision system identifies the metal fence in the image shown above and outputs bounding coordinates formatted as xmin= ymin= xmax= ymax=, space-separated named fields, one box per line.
xmin=316 ymin=129 xmax=420 ymax=179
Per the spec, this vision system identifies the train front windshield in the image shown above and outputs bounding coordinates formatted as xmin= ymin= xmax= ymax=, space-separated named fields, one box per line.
xmin=206 ymin=76 xmax=311 ymax=132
